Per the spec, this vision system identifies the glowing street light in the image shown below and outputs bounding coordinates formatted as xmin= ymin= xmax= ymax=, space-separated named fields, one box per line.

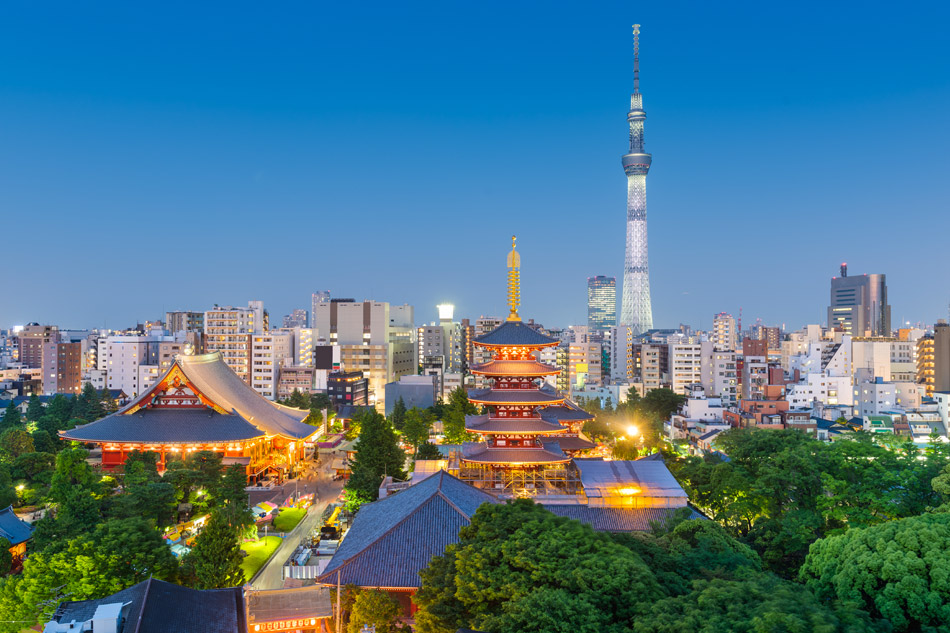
xmin=626 ymin=424 xmax=639 ymax=437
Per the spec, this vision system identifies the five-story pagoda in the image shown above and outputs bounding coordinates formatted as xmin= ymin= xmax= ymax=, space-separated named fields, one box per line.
xmin=459 ymin=237 xmax=579 ymax=496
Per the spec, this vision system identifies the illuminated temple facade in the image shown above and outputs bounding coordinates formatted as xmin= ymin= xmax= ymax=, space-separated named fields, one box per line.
xmin=61 ymin=352 xmax=318 ymax=483
xmin=457 ymin=237 xmax=595 ymax=496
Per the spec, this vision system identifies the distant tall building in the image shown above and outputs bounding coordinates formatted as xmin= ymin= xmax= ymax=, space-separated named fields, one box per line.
xmin=712 ymin=313 xmax=737 ymax=352
xmin=917 ymin=334 xmax=935 ymax=396
xmin=311 ymin=291 xmax=330 ymax=328
xmin=41 ymin=341 xmax=81 ymax=395
xmin=281 ymin=309 xmax=308 ymax=330
xmin=828 ymin=264 xmax=891 ymax=337
xmin=587 ymin=276 xmax=617 ymax=335
xmin=619 ymin=25 xmax=654 ymax=335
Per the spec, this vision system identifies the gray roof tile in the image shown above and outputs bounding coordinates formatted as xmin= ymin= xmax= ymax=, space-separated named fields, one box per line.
xmin=474 ymin=321 xmax=558 ymax=347
xmin=61 ymin=409 xmax=264 ymax=444
xmin=317 ymin=471 xmax=497 ymax=588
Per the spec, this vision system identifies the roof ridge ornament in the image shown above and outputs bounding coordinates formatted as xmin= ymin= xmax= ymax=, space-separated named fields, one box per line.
xmin=506 ymin=235 xmax=521 ymax=322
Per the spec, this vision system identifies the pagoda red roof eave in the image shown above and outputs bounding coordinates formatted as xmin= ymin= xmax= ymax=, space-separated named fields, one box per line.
xmin=474 ymin=341 xmax=560 ymax=349
xmin=461 ymin=457 xmax=571 ymax=465
xmin=468 ymin=397 xmax=563 ymax=406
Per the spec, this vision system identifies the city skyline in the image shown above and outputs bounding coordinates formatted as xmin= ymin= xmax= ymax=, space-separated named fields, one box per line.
xmin=2 ymin=3 xmax=949 ymax=330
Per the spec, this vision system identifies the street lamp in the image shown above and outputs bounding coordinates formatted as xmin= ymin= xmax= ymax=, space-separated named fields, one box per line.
xmin=626 ymin=424 xmax=639 ymax=437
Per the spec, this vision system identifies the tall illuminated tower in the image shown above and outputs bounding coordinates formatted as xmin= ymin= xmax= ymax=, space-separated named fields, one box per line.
xmin=620 ymin=24 xmax=654 ymax=334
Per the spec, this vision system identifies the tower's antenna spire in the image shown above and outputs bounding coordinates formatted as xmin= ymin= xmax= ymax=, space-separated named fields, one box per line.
xmin=633 ymin=24 xmax=641 ymax=95
xmin=506 ymin=235 xmax=521 ymax=322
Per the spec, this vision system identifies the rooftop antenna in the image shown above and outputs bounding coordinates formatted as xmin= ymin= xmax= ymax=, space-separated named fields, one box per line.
xmin=632 ymin=24 xmax=641 ymax=94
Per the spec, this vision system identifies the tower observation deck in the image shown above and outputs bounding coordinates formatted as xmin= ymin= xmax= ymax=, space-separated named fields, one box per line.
xmin=620 ymin=24 xmax=654 ymax=335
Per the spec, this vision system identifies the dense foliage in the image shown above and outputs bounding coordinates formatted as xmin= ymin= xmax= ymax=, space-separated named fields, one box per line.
xmin=345 ymin=409 xmax=406 ymax=508
xmin=414 ymin=500 xmax=875 ymax=633
xmin=672 ymin=428 xmax=950 ymax=577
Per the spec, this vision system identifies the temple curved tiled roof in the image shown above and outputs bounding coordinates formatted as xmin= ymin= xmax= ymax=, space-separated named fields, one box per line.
xmin=61 ymin=409 xmax=265 ymax=444
xmin=540 ymin=403 xmax=594 ymax=424
xmin=473 ymin=321 xmax=558 ymax=348
xmin=469 ymin=359 xmax=560 ymax=376
xmin=467 ymin=387 xmax=563 ymax=406
xmin=113 ymin=352 xmax=315 ymax=440
xmin=465 ymin=414 xmax=566 ymax=435
xmin=172 ymin=353 xmax=314 ymax=440
xmin=461 ymin=441 xmax=569 ymax=464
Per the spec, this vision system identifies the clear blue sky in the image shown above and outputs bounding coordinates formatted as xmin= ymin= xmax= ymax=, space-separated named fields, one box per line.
xmin=2 ymin=2 xmax=948 ymax=331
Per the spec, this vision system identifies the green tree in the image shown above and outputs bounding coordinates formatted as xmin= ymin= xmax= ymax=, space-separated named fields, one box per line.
xmin=612 ymin=437 xmax=639 ymax=461
xmin=184 ymin=508 xmax=245 ymax=589
xmin=636 ymin=572 xmax=875 ymax=633
xmin=415 ymin=499 xmax=663 ymax=633
xmin=345 ymin=411 xmax=406 ymax=502
xmin=44 ymin=394 xmax=72 ymax=427
xmin=347 ymin=589 xmax=403 ymax=633
xmin=311 ymin=392 xmax=333 ymax=411
xmin=403 ymin=407 xmax=432 ymax=452
xmin=283 ymin=388 xmax=311 ymax=410
xmin=11 ymin=452 xmax=55 ymax=482
xmin=72 ymin=383 xmax=104 ymax=422
xmin=0 ymin=538 xmax=10 ymax=576
xmin=34 ymin=448 xmax=101 ymax=549
xmin=0 ymin=517 xmax=177 ymax=630
xmin=801 ymin=512 xmax=950 ymax=631
xmin=24 ymin=396 xmax=44 ymax=422
xmin=442 ymin=387 xmax=476 ymax=444
xmin=0 ymin=405 xmax=20 ymax=429
xmin=0 ymin=428 xmax=34 ymax=461
xmin=30 ymin=430 xmax=57 ymax=455
xmin=98 ymin=387 xmax=118 ymax=415
xmin=416 ymin=442 xmax=442 ymax=461
xmin=390 ymin=397 xmax=407 ymax=431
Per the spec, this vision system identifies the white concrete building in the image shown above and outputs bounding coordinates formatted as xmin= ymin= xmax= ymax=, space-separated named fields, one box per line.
xmin=670 ymin=342 xmax=711 ymax=395
xmin=251 ymin=331 xmax=293 ymax=400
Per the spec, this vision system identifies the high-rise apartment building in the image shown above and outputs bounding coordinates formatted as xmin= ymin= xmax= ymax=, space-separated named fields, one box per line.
xmin=917 ymin=334 xmax=935 ymax=396
xmin=17 ymin=325 xmax=58 ymax=369
xmin=204 ymin=303 xmax=264 ymax=383
xmin=41 ymin=341 xmax=82 ymax=395
xmin=251 ymin=331 xmax=293 ymax=400
xmin=828 ymin=264 xmax=891 ymax=337
xmin=935 ymin=321 xmax=950 ymax=394
xmin=569 ymin=342 xmax=602 ymax=391
xmin=712 ymin=313 xmax=738 ymax=352
xmin=165 ymin=311 xmax=204 ymax=333
xmin=313 ymin=300 xmax=416 ymax=409
xmin=631 ymin=343 xmax=669 ymax=392
xmin=619 ymin=25 xmax=654 ymax=335
xmin=670 ymin=342 xmax=711 ymax=395
xmin=587 ymin=276 xmax=617 ymax=335
xmin=609 ymin=325 xmax=632 ymax=383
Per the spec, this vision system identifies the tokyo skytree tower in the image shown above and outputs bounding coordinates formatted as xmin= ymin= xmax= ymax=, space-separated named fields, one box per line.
xmin=619 ymin=24 xmax=653 ymax=334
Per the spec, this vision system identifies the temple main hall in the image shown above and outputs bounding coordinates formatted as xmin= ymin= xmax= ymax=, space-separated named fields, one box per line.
xmin=61 ymin=351 xmax=318 ymax=483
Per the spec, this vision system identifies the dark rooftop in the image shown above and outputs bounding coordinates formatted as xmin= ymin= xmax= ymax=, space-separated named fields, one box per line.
xmin=49 ymin=578 xmax=245 ymax=633
xmin=317 ymin=471 xmax=497 ymax=588
xmin=0 ymin=505 xmax=33 ymax=546
xmin=474 ymin=320 xmax=558 ymax=347
xmin=544 ymin=505 xmax=705 ymax=532
xmin=60 ymin=408 xmax=265 ymax=444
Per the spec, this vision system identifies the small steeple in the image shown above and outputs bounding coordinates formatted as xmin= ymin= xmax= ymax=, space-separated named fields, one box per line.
xmin=506 ymin=235 xmax=521 ymax=322
xmin=633 ymin=24 xmax=641 ymax=95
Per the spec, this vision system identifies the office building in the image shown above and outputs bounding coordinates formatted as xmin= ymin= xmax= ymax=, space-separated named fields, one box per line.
xmin=16 ymin=324 xmax=58 ymax=369
xmin=251 ymin=331 xmax=293 ymax=400
xmin=327 ymin=370 xmax=369 ymax=407
xmin=828 ymin=264 xmax=891 ymax=337
xmin=313 ymin=300 xmax=416 ymax=409
xmin=282 ymin=309 xmax=309 ymax=330
xmin=311 ymin=291 xmax=330 ymax=328
xmin=587 ymin=276 xmax=617 ymax=335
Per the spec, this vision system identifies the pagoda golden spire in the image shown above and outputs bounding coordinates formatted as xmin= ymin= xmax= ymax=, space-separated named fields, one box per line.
xmin=506 ymin=235 xmax=521 ymax=321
